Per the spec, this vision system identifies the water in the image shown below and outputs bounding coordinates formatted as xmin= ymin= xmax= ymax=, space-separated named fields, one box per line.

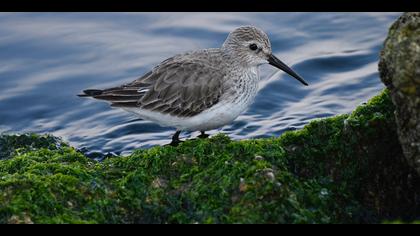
xmin=0 ymin=12 xmax=400 ymax=156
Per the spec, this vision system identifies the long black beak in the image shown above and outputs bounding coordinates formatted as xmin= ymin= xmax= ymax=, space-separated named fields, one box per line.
xmin=267 ymin=54 xmax=308 ymax=86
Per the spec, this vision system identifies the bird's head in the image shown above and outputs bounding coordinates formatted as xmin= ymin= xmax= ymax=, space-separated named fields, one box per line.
xmin=222 ymin=26 xmax=308 ymax=86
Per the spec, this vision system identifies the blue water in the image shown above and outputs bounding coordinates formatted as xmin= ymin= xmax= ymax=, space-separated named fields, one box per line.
xmin=0 ymin=12 xmax=400 ymax=155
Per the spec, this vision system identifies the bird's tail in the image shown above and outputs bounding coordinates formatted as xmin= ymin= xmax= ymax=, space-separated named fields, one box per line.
xmin=78 ymin=89 xmax=103 ymax=97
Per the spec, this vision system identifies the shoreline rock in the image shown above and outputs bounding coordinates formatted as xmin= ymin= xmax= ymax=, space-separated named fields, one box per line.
xmin=1 ymin=89 xmax=419 ymax=223
xmin=379 ymin=12 xmax=420 ymax=175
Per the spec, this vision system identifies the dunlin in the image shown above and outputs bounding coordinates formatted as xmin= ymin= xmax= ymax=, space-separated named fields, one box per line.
xmin=79 ymin=26 xmax=308 ymax=145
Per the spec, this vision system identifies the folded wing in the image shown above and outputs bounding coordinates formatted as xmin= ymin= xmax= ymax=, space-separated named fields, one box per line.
xmin=80 ymin=54 xmax=226 ymax=118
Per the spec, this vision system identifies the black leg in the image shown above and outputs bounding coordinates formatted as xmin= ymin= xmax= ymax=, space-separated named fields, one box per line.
xmin=197 ymin=131 xmax=209 ymax=139
xmin=168 ymin=130 xmax=182 ymax=146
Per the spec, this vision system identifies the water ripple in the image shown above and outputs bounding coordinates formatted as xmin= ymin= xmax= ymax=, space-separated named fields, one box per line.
xmin=0 ymin=12 xmax=400 ymax=154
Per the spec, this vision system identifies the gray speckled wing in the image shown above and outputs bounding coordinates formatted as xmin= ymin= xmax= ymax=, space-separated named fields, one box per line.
xmin=92 ymin=50 xmax=228 ymax=118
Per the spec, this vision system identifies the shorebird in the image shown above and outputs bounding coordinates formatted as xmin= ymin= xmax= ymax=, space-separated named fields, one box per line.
xmin=79 ymin=26 xmax=308 ymax=146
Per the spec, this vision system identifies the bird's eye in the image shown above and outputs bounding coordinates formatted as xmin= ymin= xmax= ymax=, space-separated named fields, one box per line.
xmin=249 ymin=43 xmax=258 ymax=51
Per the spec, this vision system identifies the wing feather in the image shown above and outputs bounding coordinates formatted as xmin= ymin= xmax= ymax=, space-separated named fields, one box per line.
xmin=85 ymin=50 xmax=227 ymax=117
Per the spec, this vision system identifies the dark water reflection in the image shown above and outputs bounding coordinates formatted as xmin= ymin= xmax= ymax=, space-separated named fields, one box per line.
xmin=0 ymin=13 xmax=400 ymax=155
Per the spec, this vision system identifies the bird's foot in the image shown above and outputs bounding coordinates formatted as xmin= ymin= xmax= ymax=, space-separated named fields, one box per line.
xmin=197 ymin=131 xmax=209 ymax=139
xmin=166 ymin=139 xmax=183 ymax=147
xmin=164 ymin=130 xmax=183 ymax=147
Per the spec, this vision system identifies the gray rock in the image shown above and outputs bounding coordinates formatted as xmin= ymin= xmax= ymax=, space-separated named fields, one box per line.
xmin=379 ymin=12 xmax=420 ymax=175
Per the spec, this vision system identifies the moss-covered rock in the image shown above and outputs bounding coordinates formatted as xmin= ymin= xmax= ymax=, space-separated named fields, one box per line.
xmin=1 ymin=89 xmax=419 ymax=223
xmin=379 ymin=12 xmax=420 ymax=175
xmin=0 ymin=133 xmax=64 ymax=160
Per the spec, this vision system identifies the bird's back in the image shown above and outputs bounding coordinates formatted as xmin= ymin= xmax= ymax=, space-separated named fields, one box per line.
xmin=79 ymin=48 xmax=234 ymax=118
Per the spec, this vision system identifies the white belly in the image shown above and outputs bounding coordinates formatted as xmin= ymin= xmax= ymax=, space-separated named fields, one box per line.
xmin=123 ymin=100 xmax=250 ymax=131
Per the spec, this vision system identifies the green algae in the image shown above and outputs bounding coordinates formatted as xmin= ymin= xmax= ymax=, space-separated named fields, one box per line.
xmin=0 ymin=133 xmax=65 ymax=160
xmin=0 ymin=89 xmax=419 ymax=224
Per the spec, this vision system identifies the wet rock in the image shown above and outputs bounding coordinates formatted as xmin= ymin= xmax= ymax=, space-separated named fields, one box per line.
xmin=260 ymin=168 xmax=276 ymax=181
xmin=239 ymin=177 xmax=248 ymax=192
xmin=0 ymin=133 xmax=64 ymax=160
xmin=8 ymin=213 xmax=33 ymax=224
xmin=379 ymin=12 xmax=420 ymax=175
xmin=151 ymin=177 xmax=168 ymax=188
xmin=254 ymin=155 xmax=264 ymax=161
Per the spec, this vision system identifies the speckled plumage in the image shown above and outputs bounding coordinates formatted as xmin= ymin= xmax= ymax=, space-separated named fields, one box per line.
xmin=96 ymin=49 xmax=232 ymax=117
